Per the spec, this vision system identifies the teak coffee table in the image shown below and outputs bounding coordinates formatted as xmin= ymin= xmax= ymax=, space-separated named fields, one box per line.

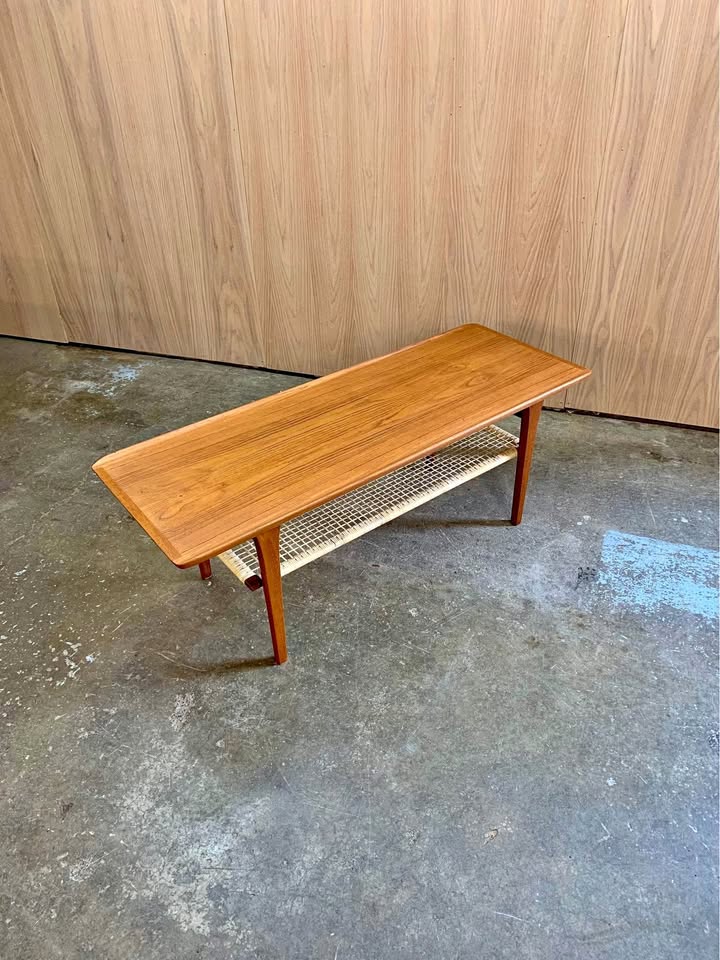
xmin=93 ymin=324 xmax=590 ymax=664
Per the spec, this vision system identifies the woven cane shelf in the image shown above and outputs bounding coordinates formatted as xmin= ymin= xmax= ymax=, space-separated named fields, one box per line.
xmin=219 ymin=424 xmax=518 ymax=589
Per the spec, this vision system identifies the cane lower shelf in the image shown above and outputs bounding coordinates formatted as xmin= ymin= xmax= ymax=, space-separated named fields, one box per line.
xmin=219 ymin=423 xmax=518 ymax=588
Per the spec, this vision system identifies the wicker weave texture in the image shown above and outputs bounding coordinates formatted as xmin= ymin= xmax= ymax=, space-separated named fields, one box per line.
xmin=219 ymin=424 xmax=517 ymax=586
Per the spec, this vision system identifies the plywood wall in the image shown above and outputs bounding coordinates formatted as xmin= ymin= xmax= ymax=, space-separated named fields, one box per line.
xmin=0 ymin=0 xmax=717 ymax=426
xmin=0 ymin=72 xmax=64 ymax=342
xmin=567 ymin=0 xmax=719 ymax=426
xmin=0 ymin=0 xmax=263 ymax=365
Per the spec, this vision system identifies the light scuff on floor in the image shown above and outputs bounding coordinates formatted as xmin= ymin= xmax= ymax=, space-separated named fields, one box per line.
xmin=0 ymin=337 xmax=717 ymax=960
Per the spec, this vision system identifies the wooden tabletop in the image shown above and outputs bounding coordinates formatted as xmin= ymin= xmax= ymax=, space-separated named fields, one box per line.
xmin=93 ymin=324 xmax=590 ymax=567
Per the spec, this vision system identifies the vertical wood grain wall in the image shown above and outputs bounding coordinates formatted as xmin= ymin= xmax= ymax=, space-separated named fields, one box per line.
xmin=0 ymin=0 xmax=717 ymax=426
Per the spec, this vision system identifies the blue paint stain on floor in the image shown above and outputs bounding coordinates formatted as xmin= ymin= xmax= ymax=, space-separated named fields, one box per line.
xmin=598 ymin=530 xmax=719 ymax=622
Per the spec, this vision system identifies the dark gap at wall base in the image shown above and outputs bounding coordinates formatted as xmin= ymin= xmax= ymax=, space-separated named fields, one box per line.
xmin=2 ymin=333 xmax=714 ymax=434
xmin=563 ymin=408 xmax=719 ymax=435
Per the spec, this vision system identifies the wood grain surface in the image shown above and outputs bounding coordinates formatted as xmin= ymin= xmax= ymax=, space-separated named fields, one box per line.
xmin=0 ymin=0 xmax=261 ymax=365
xmin=93 ymin=324 xmax=590 ymax=567
xmin=0 ymin=0 xmax=716 ymax=425
xmin=225 ymin=0 xmax=352 ymax=373
xmin=449 ymin=0 xmax=629 ymax=365
xmin=567 ymin=0 xmax=719 ymax=426
xmin=224 ymin=0 xmax=628 ymax=374
xmin=0 ymin=74 xmax=65 ymax=341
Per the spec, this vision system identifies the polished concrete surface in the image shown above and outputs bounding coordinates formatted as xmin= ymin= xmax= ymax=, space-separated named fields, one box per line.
xmin=0 ymin=337 xmax=717 ymax=959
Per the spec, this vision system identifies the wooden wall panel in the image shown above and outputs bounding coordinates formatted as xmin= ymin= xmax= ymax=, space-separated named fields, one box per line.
xmin=449 ymin=0 xmax=629 ymax=370
xmin=0 ymin=0 xmax=262 ymax=366
xmin=224 ymin=0 xmax=628 ymax=377
xmin=393 ymin=1 xmax=456 ymax=350
xmin=345 ymin=0 xmax=406 ymax=362
xmin=0 ymin=76 xmax=64 ymax=342
xmin=226 ymin=0 xmax=353 ymax=374
xmin=0 ymin=1 xmax=716 ymax=425
xmin=567 ymin=0 xmax=719 ymax=427
xmin=225 ymin=0 xmax=457 ymax=374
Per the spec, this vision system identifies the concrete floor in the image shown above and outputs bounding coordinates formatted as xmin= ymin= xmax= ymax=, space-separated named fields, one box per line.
xmin=0 ymin=336 xmax=717 ymax=960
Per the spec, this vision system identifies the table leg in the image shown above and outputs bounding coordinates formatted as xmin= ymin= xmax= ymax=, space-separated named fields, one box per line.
xmin=511 ymin=401 xmax=542 ymax=525
xmin=254 ymin=527 xmax=288 ymax=665
xmin=199 ymin=559 xmax=212 ymax=580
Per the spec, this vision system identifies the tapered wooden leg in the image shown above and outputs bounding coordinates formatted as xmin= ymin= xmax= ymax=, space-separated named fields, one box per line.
xmin=199 ymin=559 xmax=212 ymax=580
xmin=511 ymin=401 xmax=542 ymax=525
xmin=254 ymin=527 xmax=287 ymax=665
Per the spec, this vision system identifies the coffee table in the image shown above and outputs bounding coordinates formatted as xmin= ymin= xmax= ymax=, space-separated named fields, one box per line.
xmin=93 ymin=324 xmax=590 ymax=663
